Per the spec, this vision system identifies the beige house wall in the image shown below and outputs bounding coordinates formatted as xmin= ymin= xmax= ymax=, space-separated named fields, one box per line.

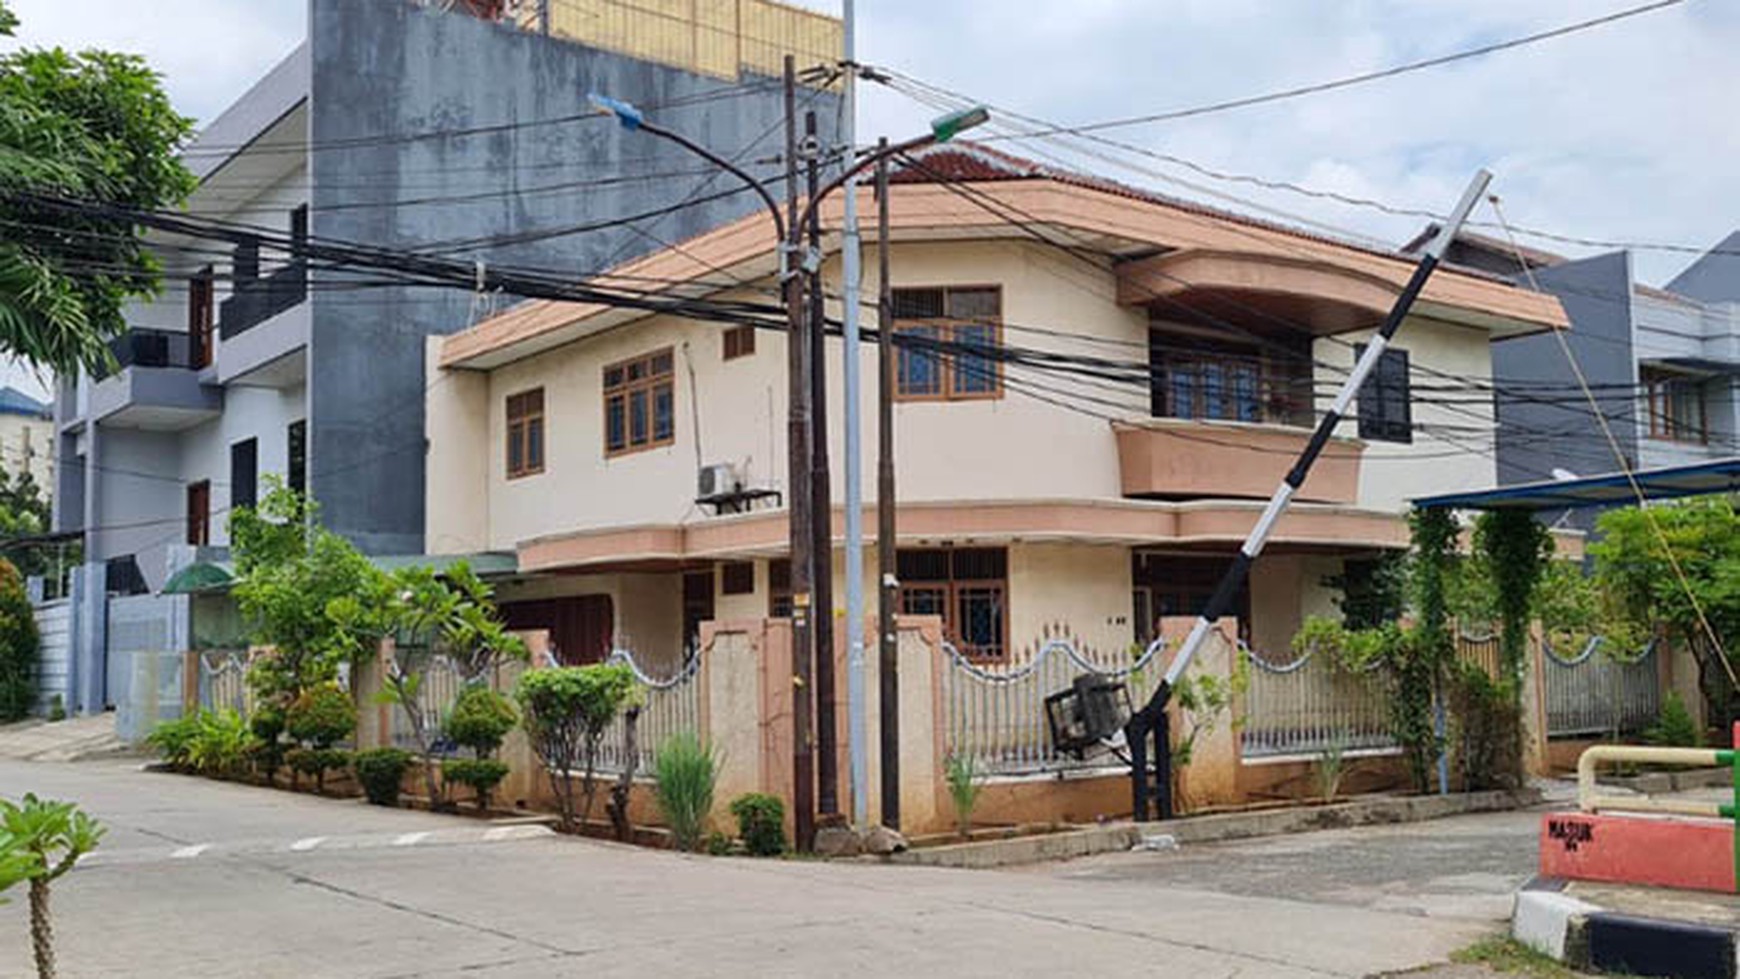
xmin=1315 ymin=316 xmax=1498 ymax=512
xmin=424 ymin=337 xmax=490 ymax=555
xmin=1006 ymin=542 xmax=1133 ymax=659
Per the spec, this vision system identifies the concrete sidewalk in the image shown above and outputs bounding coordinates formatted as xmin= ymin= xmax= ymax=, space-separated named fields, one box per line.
xmin=0 ymin=714 xmax=129 ymax=762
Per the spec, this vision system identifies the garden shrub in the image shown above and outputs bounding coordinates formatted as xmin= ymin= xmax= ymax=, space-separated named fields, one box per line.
xmin=145 ymin=714 xmax=201 ymax=770
xmin=653 ymin=732 xmax=718 ymax=852
xmin=286 ymin=747 xmax=351 ymax=793
xmin=440 ymin=758 xmax=511 ymax=811
xmin=1446 ymin=663 xmax=1521 ymax=791
xmin=353 ymin=747 xmax=414 ymax=807
xmin=248 ymin=706 xmax=287 ymax=782
xmin=0 ymin=558 xmax=38 ymax=722
xmin=285 ymin=682 xmax=356 ymax=749
xmin=728 ymin=793 xmax=786 ymax=857
xmin=1645 ymin=691 xmax=1703 ymax=748
xmin=444 ymin=685 xmax=518 ymax=757
xmin=704 ymin=830 xmax=734 ymax=856
xmin=514 ymin=663 xmax=637 ymax=832
xmin=187 ymin=709 xmax=253 ymax=779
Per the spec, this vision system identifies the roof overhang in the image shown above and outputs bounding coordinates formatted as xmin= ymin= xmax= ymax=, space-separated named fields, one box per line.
xmin=441 ymin=177 xmax=1568 ymax=371
xmin=1412 ymin=458 xmax=1740 ymax=512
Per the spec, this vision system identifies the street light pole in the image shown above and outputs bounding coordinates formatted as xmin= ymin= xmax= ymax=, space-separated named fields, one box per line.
xmin=590 ymin=82 xmax=986 ymax=847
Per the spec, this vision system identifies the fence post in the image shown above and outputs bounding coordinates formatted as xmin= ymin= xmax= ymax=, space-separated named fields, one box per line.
xmin=1522 ymin=626 xmax=1550 ymax=776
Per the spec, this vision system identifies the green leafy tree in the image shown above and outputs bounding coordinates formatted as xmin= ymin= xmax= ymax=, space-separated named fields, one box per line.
xmin=231 ymin=479 xmax=384 ymax=712
xmin=514 ymin=664 xmax=637 ymax=832
xmin=1473 ymin=509 xmax=1553 ymax=683
xmin=0 ymin=794 xmax=104 ymax=979
xmin=0 ymin=556 xmax=38 ymax=721
xmin=1592 ymin=498 xmax=1740 ymax=724
xmin=0 ymin=468 xmax=70 ymax=585
xmin=0 ymin=1 xmax=196 ymax=375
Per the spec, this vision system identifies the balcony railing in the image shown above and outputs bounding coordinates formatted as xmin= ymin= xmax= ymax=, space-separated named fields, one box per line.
xmin=220 ymin=261 xmax=307 ymax=340
xmin=103 ymin=329 xmax=194 ymax=375
xmin=1115 ymin=417 xmax=1363 ymax=504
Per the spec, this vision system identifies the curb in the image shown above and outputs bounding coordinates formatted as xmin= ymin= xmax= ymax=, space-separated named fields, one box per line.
xmin=1514 ymin=879 xmax=1740 ymax=979
xmin=883 ymin=788 xmax=1540 ymax=870
xmin=1600 ymin=766 xmax=1731 ymax=795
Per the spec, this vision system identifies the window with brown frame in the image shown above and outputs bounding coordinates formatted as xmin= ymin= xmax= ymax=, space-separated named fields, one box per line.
xmin=723 ymin=324 xmax=756 ymax=361
xmin=768 ymin=558 xmax=792 ymax=618
xmin=604 ymin=349 xmax=675 ymax=456
xmin=186 ymin=480 xmax=210 ymax=547
xmin=721 ymin=561 xmax=755 ymax=596
xmin=1643 ymin=367 xmax=1708 ymax=444
xmin=891 ymin=286 xmax=1003 ymax=402
xmin=897 ymin=546 xmax=1008 ymax=660
xmin=189 ymin=266 xmax=215 ymax=369
xmin=506 ymin=388 xmax=545 ymax=478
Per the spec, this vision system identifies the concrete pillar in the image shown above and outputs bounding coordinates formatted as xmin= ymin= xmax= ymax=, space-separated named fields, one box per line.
xmin=1522 ymin=624 xmax=1551 ymax=776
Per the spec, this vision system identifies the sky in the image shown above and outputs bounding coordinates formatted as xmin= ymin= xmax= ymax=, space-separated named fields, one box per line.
xmin=0 ymin=0 xmax=1734 ymax=391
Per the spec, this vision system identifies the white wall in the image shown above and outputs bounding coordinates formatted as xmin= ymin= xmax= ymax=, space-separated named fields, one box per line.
xmin=1318 ymin=316 xmax=1499 ymax=511
xmin=176 ymin=381 xmax=306 ymax=546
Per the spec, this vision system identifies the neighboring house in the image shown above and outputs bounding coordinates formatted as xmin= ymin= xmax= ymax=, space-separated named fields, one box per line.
xmin=49 ymin=0 xmax=839 ymax=722
xmin=425 ymin=145 xmax=1566 ymax=671
xmin=1408 ymin=226 xmax=1740 ymax=533
xmin=0 ymin=385 xmax=52 ymax=490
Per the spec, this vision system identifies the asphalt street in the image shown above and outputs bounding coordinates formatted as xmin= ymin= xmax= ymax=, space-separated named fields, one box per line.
xmin=0 ymin=758 xmax=1538 ymax=978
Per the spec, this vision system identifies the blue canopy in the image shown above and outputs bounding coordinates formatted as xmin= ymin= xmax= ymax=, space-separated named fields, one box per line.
xmin=1412 ymin=458 xmax=1740 ymax=512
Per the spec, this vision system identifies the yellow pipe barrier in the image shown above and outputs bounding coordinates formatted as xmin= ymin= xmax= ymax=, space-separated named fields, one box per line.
xmin=1577 ymin=744 xmax=1730 ymax=818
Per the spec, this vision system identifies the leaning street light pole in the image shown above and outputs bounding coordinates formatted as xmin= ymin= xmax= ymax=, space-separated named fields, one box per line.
xmin=592 ymin=83 xmax=987 ymax=843
xmin=1124 ymin=168 xmax=1494 ymax=822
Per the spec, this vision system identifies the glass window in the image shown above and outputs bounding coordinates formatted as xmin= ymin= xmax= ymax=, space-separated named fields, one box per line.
xmin=897 ymin=546 xmax=1009 ymax=661
xmin=507 ymin=388 xmax=545 ymax=478
xmin=1644 ymin=368 xmax=1707 ymax=444
xmin=602 ymin=349 xmax=676 ymax=457
xmin=1356 ymin=345 xmax=1412 ymax=443
xmin=892 ymin=286 xmax=1003 ymax=402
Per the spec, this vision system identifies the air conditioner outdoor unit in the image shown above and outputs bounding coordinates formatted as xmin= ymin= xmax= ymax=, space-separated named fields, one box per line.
xmin=697 ymin=462 xmax=740 ymax=499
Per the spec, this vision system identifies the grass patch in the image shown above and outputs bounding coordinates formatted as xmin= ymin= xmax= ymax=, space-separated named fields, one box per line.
xmin=1451 ymin=936 xmax=1578 ymax=978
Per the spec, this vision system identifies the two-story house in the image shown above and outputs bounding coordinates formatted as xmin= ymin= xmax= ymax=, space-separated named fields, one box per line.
xmin=425 ymin=145 xmax=1566 ymax=671
xmin=49 ymin=0 xmax=839 ymax=724
xmin=1410 ymin=226 xmax=1740 ymax=535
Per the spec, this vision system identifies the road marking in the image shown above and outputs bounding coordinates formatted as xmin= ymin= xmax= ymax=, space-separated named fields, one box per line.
xmin=171 ymin=844 xmax=211 ymax=859
xmin=290 ymin=836 xmax=326 ymax=852
xmin=393 ymin=832 xmax=430 ymax=847
xmin=482 ymin=825 xmax=552 ymax=842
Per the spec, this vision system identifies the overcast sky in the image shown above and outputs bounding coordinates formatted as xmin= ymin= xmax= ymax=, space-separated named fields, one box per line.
xmin=1 ymin=0 xmax=1733 ymax=393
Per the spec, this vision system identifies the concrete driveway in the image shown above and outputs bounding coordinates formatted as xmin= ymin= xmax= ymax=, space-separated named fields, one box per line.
xmin=0 ymin=759 xmax=1530 ymax=979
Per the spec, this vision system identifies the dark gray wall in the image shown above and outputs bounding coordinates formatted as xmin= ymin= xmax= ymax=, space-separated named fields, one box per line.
xmin=1491 ymin=250 xmax=1637 ymax=533
xmin=307 ymin=0 xmax=833 ymax=554
xmin=1666 ymin=230 xmax=1740 ymax=305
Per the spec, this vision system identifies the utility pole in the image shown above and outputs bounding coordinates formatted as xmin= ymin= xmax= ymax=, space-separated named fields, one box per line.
xmin=805 ymin=109 xmax=838 ymax=818
xmin=537 ymin=0 xmax=550 ymax=34
xmin=781 ymin=55 xmax=816 ymax=851
xmin=875 ymin=140 xmax=900 ymax=829
xmin=839 ymin=0 xmax=870 ymax=832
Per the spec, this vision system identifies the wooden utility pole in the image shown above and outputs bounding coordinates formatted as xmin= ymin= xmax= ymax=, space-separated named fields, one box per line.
xmin=875 ymin=141 xmax=900 ymax=829
xmin=781 ymin=55 xmax=816 ymax=851
xmin=805 ymin=109 xmax=838 ymax=818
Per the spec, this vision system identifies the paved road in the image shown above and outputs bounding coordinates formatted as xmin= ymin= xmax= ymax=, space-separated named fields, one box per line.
xmin=0 ymin=759 xmax=1540 ymax=979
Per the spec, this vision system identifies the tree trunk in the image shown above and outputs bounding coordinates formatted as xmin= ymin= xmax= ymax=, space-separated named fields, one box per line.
xmin=608 ymin=708 xmax=640 ymax=842
xmin=578 ymin=740 xmax=600 ymax=830
xmin=30 ymin=877 xmax=55 ymax=979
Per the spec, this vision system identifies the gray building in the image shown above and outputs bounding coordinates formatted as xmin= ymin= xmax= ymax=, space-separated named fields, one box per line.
xmin=1408 ymin=225 xmax=1740 ymax=532
xmin=49 ymin=0 xmax=838 ymax=724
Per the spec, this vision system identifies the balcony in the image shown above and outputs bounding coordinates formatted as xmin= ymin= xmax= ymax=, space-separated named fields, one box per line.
xmin=220 ymin=261 xmax=307 ymax=341
xmin=84 ymin=328 xmax=221 ymax=431
xmin=1114 ymin=417 xmax=1362 ymax=505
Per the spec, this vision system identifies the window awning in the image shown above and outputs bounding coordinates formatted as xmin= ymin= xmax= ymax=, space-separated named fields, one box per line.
xmin=1412 ymin=458 xmax=1740 ymax=512
xmin=160 ymin=551 xmax=519 ymax=595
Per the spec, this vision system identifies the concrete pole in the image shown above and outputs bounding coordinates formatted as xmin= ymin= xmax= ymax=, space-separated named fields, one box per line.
xmin=839 ymin=0 xmax=870 ymax=828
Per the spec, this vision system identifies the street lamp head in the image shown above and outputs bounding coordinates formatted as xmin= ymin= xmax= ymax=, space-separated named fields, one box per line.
xmin=929 ymin=105 xmax=990 ymax=144
xmin=586 ymin=92 xmax=643 ymax=132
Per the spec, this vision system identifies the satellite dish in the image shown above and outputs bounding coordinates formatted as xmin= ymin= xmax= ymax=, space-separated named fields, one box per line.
xmin=1551 ymin=468 xmax=1580 ymax=482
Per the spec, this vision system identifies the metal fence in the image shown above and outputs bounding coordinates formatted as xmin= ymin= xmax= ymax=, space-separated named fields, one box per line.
xmin=197 ymin=649 xmax=251 ymax=717
xmin=939 ymin=637 xmax=1167 ymax=775
xmin=388 ymin=652 xmax=469 ymax=753
xmin=596 ymin=648 xmax=703 ymax=774
xmin=1239 ymin=642 xmax=1394 ymax=759
xmin=1544 ymin=637 xmax=1660 ymax=739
